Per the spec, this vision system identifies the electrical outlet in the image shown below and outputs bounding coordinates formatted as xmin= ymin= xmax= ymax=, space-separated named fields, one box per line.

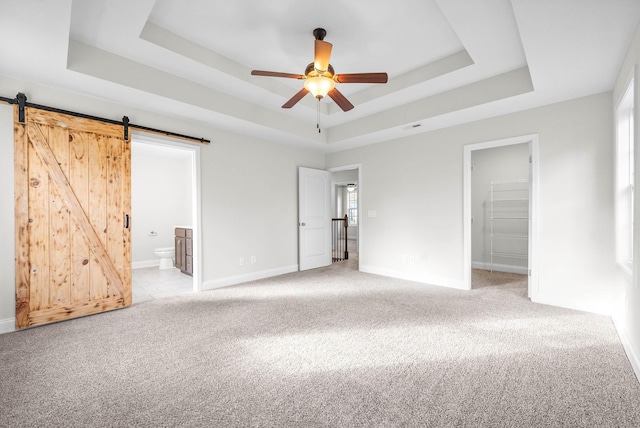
xmin=250 ymin=256 xmax=256 ymax=264
xmin=239 ymin=258 xmax=244 ymax=266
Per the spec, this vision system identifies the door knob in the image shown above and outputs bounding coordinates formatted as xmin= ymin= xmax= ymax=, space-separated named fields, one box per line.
xmin=300 ymin=222 xmax=306 ymax=226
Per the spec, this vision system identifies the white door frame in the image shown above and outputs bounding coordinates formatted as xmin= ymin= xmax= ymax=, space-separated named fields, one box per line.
xmin=463 ymin=134 xmax=539 ymax=299
xmin=131 ymin=133 xmax=202 ymax=293
xmin=328 ymin=164 xmax=362 ymax=269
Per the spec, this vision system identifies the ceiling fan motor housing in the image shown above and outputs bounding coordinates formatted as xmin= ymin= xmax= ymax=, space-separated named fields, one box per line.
xmin=305 ymin=63 xmax=335 ymax=79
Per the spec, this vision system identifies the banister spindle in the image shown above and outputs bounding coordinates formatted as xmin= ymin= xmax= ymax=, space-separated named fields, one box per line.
xmin=343 ymin=214 xmax=349 ymax=260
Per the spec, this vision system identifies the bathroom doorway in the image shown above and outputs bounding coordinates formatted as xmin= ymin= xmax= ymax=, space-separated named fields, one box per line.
xmin=130 ymin=134 xmax=201 ymax=303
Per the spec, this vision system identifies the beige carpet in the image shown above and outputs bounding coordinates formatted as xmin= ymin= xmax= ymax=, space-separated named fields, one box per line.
xmin=472 ymin=268 xmax=527 ymax=288
xmin=1 ymin=263 xmax=639 ymax=427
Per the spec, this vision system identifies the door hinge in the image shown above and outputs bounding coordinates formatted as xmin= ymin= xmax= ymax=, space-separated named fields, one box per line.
xmin=529 ymin=155 xmax=532 ymax=164
xmin=528 ymin=269 xmax=532 ymax=276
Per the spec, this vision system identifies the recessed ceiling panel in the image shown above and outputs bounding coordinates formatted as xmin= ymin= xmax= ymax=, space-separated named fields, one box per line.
xmin=148 ymin=0 xmax=464 ymax=79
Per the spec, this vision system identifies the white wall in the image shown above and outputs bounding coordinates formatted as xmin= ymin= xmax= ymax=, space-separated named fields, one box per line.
xmin=0 ymin=104 xmax=15 ymax=331
xmin=613 ymin=21 xmax=640 ymax=378
xmin=131 ymin=143 xmax=192 ymax=266
xmin=471 ymin=143 xmax=529 ymax=271
xmin=0 ymin=76 xmax=325 ymax=330
xmin=202 ymin=133 xmax=323 ymax=287
xmin=326 ymin=92 xmax=625 ymax=314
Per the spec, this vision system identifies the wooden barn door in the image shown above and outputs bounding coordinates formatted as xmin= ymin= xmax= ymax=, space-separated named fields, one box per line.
xmin=14 ymin=107 xmax=132 ymax=329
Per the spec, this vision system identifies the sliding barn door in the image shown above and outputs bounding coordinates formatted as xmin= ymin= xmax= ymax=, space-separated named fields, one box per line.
xmin=14 ymin=107 xmax=132 ymax=329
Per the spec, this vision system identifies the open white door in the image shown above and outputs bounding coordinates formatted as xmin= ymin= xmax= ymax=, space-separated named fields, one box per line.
xmin=299 ymin=167 xmax=332 ymax=271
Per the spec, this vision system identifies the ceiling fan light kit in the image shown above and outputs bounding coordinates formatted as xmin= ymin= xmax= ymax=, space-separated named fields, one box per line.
xmin=251 ymin=27 xmax=388 ymax=130
xmin=304 ymin=76 xmax=335 ymax=99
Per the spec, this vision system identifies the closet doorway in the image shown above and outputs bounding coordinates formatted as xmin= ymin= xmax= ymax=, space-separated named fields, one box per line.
xmin=463 ymin=135 xmax=539 ymax=299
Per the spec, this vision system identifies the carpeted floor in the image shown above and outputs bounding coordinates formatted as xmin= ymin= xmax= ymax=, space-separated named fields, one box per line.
xmin=472 ymin=268 xmax=527 ymax=290
xmin=1 ymin=263 xmax=639 ymax=427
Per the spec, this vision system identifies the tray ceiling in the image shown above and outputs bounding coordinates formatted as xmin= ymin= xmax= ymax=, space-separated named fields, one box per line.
xmin=1 ymin=0 xmax=639 ymax=152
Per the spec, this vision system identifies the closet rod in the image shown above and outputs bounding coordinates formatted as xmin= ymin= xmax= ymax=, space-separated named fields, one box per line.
xmin=0 ymin=93 xmax=210 ymax=144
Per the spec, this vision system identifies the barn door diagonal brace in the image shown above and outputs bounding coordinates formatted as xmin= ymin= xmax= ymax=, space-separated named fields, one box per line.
xmin=0 ymin=92 xmax=211 ymax=144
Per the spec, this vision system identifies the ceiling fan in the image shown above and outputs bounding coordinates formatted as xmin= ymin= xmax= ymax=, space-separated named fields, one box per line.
xmin=251 ymin=28 xmax=388 ymax=112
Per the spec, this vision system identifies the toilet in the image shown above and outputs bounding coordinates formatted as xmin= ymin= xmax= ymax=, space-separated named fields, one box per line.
xmin=154 ymin=247 xmax=175 ymax=270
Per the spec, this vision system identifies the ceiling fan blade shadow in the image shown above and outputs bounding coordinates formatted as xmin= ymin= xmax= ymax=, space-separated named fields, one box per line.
xmin=282 ymin=88 xmax=310 ymax=108
xmin=314 ymin=40 xmax=332 ymax=72
xmin=327 ymin=88 xmax=354 ymax=112
xmin=334 ymin=73 xmax=388 ymax=84
xmin=251 ymin=70 xmax=306 ymax=79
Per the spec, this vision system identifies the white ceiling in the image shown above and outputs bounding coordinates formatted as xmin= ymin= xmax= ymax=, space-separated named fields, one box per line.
xmin=1 ymin=0 xmax=639 ymax=153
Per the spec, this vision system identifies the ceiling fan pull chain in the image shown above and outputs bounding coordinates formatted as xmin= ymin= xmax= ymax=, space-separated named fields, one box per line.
xmin=317 ymin=98 xmax=321 ymax=133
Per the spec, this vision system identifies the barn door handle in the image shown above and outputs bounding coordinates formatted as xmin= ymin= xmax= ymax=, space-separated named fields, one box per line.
xmin=124 ymin=214 xmax=130 ymax=229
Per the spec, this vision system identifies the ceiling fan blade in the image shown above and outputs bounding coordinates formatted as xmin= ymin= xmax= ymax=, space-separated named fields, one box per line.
xmin=334 ymin=73 xmax=388 ymax=84
xmin=314 ymin=40 xmax=332 ymax=72
xmin=327 ymin=88 xmax=354 ymax=112
xmin=251 ymin=70 xmax=305 ymax=79
xmin=282 ymin=88 xmax=310 ymax=109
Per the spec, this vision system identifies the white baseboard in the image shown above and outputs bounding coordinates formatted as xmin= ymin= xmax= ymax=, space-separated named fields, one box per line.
xmin=132 ymin=259 xmax=160 ymax=269
xmin=359 ymin=265 xmax=466 ymax=290
xmin=472 ymin=261 xmax=527 ymax=275
xmin=613 ymin=315 xmax=640 ymax=383
xmin=0 ymin=318 xmax=15 ymax=334
xmin=202 ymin=265 xmax=299 ymax=291
xmin=531 ymin=293 xmax=613 ymax=316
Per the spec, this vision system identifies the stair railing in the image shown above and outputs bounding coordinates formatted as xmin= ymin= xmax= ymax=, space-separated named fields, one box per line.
xmin=332 ymin=214 xmax=349 ymax=262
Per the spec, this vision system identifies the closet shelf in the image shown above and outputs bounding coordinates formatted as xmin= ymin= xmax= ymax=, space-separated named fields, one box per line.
xmin=491 ymin=251 xmax=528 ymax=259
xmin=491 ymin=197 xmax=529 ymax=202
xmin=491 ymin=233 xmax=528 ymax=239
xmin=490 ymin=179 xmax=529 ymax=272
xmin=491 ymin=216 xmax=528 ymax=220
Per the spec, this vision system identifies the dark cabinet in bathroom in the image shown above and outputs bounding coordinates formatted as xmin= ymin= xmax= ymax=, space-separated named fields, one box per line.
xmin=175 ymin=227 xmax=193 ymax=276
